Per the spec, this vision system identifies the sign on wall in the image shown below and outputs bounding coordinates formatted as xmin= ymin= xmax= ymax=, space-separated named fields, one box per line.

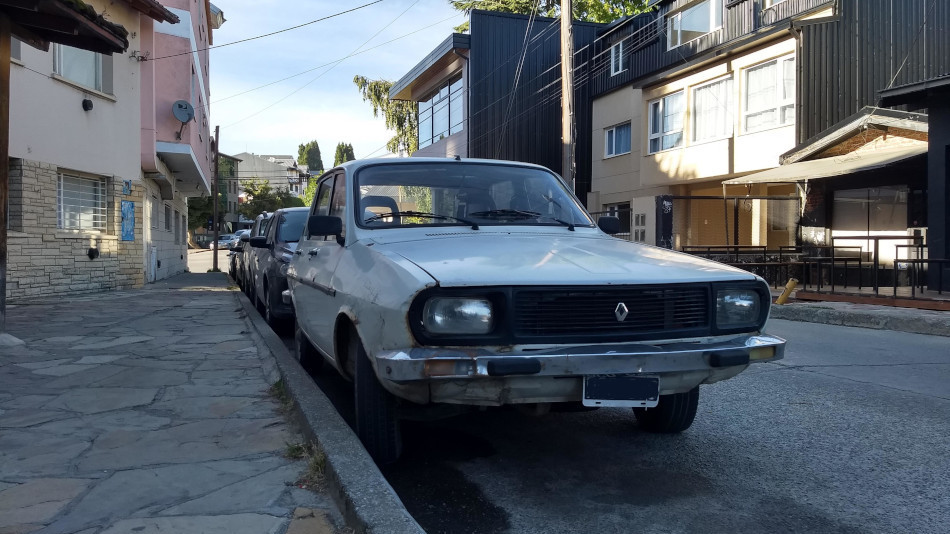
xmin=121 ymin=200 xmax=135 ymax=241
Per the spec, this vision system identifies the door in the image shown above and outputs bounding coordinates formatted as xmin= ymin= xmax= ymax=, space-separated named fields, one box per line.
xmin=293 ymin=173 xmax=347 ymax=360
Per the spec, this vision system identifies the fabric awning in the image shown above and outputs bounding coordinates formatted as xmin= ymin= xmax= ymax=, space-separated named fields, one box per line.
xmin=722 ymin=145 xmax=927 ymax=185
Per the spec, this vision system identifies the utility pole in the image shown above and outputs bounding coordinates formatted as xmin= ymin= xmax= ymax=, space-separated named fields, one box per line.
xmin=560 ymin=0 xmax=575 ymax=193
xmin=0 ymin=14 xmax=21 ymax=346
xmin=212 ymin=125 xmax=220 ymax=272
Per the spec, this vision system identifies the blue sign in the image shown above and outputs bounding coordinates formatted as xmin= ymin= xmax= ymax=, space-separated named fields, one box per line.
xmin=121 ymin=200 xmax=135 ymax=241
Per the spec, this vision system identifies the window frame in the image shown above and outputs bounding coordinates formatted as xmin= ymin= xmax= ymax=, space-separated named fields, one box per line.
xmin=690 ymin=75 xmax=734 ymax=144
xmin=647 ymin=91 xmax=685 ymax=155
xmin=57 ymin=172 xmax=107 ymax=232
xmin=53 ymin=43 xmax=104 ymax=92
xmin=609 ymin=41 xmax=624 ymax=76
xmin=605 ymin=122 xmax=632 ymax=158
xmin=418 ymin=74 xmax=464 ymax=149
xmin=741 ymin=54 xmax=796 ymax=134
xmin=667 ymin=0 xmax=724 ymax=50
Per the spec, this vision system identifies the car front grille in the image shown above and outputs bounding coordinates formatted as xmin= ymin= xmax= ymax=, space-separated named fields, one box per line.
xmin=512 ymin=285 xmax=710 ymax=341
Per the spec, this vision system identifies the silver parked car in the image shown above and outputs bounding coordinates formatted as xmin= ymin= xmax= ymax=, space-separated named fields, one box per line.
xmin=287 ymin=158 xmax=786 ymax=464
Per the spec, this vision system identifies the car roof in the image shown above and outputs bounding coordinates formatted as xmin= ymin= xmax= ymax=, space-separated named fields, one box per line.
xmin=318 ymin=157 xmax=555 ymax=177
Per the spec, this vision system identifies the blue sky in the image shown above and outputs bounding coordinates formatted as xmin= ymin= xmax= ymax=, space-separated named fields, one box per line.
xmin=209 ymin=0 xmax=466 ymax=167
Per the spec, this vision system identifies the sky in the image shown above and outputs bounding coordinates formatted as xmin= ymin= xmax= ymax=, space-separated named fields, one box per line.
xmin=208 ymin=0 xmax=466 ymax=168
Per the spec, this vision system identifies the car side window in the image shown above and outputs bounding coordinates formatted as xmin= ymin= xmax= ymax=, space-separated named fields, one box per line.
xmin=306 ymin=178 xmax=334 ymax=239
xmin=329 ymin=172 xmax=347 ymax=242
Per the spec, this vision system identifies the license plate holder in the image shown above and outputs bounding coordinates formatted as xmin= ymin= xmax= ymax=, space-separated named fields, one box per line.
xmin=583 ymin=375 xmax=660 ymax=408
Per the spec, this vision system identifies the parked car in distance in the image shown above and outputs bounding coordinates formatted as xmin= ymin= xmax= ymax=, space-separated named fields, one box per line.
xmin=249 ymin=207 xmax=309 ymax=327
xmin=239 ymin=212 xmax=272 ymax=301
xmin=229 ymin=229 xmax=252 ymax=279
xmin=287 ymin=158 xmax=786 ymax=464
xmin=209 ymin=234 xmax=235 ymax=251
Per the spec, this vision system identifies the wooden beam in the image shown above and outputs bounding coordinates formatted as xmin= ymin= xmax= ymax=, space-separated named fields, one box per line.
xmin=11 ymin=9 xmax=81 ymax=35
xmin=9 ymin=20 xmax=48 ymax=51
xmin=0 ymin=0 xmax=39 ymax=10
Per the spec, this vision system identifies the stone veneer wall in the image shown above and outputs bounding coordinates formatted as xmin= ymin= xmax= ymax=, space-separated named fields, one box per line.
xmin=5 ymin=158 xmax=145 ymax=301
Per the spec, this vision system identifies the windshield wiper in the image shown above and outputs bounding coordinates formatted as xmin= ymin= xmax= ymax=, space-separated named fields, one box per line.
xmin=469 ymin=209 xmax=576 ymax=231
xmin=364 ymin=210 xmax=479 ymax=230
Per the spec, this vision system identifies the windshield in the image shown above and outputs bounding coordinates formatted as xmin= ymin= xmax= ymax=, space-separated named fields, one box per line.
xmin=354 ymin=162 xmax=593 ymax=229
xmin=277 ymin=210 xmax=308 ymax=242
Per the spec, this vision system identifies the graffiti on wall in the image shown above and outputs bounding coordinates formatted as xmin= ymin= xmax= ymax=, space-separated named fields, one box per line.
xmin=121 ymin=200 xmax=135 ymax=241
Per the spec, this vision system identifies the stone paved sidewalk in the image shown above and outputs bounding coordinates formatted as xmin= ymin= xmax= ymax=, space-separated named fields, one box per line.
xmin=0 ymin=274 xmax=340 ymax=534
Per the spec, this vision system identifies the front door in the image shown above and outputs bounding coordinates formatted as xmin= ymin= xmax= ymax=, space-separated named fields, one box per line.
xmin=293 ymin=172 xmax=347 ymax=361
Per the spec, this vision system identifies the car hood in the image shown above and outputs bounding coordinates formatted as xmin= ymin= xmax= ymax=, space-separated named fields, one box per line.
xmin=370 ymin=231 xmax=756 ymax=286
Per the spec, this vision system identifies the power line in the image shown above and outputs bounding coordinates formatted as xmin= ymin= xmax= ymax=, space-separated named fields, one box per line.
xmin=147 ymin=0 xmax=386 ymax=61
xmin=223 ymin=0 xmax=422 ymax=128
xmin=206 ymin=13 xmax=463 ymax=110
xmin=494 ymin=5 xmax=544 ymax=158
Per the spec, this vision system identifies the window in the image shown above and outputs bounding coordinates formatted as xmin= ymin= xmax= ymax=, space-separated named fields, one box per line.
xmin=181 ymin=213 xmax=187 ymax=244
xmin=150 ymin=196 xmax=158 ymax=228
xmin=648 ymin=91 xmax=684 ymax=154
xmin=610 ymin=42 xmax=624 ymax=76
xmin=164 ymin=204 xmax=172 ymax=231
xmin=174 ymin=210 xmax=181 ymax=244
xmin=418 ymin=75 xmax=464 ymax=149
xmin=54 ymin=44 xmax=111 ymax=93
xmin=743 ymin=55 xmax=795 ymax=132
xmin=692 ymin=76 xmax=734 ymax=142
xmin=58 ymin=173 xmax=106 ymax=231
xmin=12 ymin=38 xmax=20 ymax=61
xmin=668 ymin=0 xmax=723 ymax=49
xmin=605 ymin=123 xmax=632 ymax=157
xmin=633 ymin=212 xmax=647 ymax=242
xmin=764 ymin=0 xmax=788 ymax=6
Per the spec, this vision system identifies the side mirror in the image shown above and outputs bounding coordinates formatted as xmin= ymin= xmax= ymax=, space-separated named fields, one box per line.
xmin=308 ymin=215 xmax=343 ymax=239
xmin=597 ymin=216 xmax=621 ymax=235
xmin=240 ymin=234 xmax=250 ymax=242
xmin=249 ymin=236 xmax=269 ymax=248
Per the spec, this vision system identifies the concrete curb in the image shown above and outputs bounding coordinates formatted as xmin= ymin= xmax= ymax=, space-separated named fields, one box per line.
xmin=233 ymin=288 xmax=424 ymax=534
xmin=770 ymin=303 xmax=950 ymax=337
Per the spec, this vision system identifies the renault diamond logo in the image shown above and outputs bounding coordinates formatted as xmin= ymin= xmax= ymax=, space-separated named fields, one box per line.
xmin=615 ymin=302 xmax=629 ymax=322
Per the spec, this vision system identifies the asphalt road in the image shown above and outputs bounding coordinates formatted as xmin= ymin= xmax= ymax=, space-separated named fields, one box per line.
xmin=271 ymin=312 xmax=950 ymax=534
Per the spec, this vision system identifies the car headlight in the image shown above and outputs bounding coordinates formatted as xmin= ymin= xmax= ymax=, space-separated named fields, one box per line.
xmin=422 ymin=297 xmax=493 ymax=335
xmin=716 ymin=289 xmax=762 ymax=329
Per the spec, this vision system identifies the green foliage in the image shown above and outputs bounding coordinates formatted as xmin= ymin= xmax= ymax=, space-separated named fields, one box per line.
xmin=333 ymin=142 xmax=356 ymax=166
xmin=297 ymin=140 xmax=324 ymax=172
xmin=449 ymin=0 xmax=651 ymax=30
xmin=238 ymin=179 xmax=304 ymax=219
xmin=354 ymin=76 xmax=418 ymax=155
xmin=302 ymin=179 xmax=319 ymax=208
xmin=187 ymin=180 xmax=227 ymax=232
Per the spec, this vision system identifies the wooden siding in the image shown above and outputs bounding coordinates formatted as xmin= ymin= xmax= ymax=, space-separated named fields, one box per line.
xmin=467 ymin=11 xmax=603 ymax=202
xmin=591 ymin=0 xmax=833 ymax=96
xmin=799 ymin=0 xmax=950 ymax=141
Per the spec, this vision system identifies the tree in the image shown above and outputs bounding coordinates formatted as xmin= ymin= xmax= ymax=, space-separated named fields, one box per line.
xmin=302 ymin=179 xmax=319 ymax=208
xmin=297 ymin=140 xmax=324 ymax=173
xmin=238 ymin=179 xmax=303 ymax=219
xmin=354 ymin=76 xmax=418 ymax=155
xmin=334 ymin=142 xmax=356 ymax=166
xmin=448 ymin=0 xmax=651 ymax=30
xmin=187 ymin=181 xmax=227 ymax=233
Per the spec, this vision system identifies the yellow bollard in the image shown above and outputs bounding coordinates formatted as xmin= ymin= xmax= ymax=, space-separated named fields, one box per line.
xmin=775 ymin=278 xmax=799 ymax=305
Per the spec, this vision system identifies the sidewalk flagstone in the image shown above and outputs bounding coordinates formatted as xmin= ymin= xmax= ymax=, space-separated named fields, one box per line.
xmin=0 ymin=273 xmax=345 ymax=534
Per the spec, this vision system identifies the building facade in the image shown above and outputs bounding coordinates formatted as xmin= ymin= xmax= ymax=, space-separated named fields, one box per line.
xmin=587 ymin=0 xmax=948 ymax=263
xmin=390 ymin=10 xmax=604 ymax=197
xmin=6 ymin=0 xmax=221 ymax=299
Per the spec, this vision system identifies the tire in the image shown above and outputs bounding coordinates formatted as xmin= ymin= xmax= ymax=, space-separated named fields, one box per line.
xmin=263 ymin=280 xmax=283 ymax=330
xmin=294 ymin=321 xmax=323 ymax=374
xmin=352 ymin=330 xmax=402 ymax=464
xmin=633 ymin=386 xmax=699 ymax=433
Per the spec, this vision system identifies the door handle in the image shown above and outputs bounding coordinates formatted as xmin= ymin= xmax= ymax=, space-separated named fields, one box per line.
xmin=294 ymin=250 xmax=302 ymax=255
xmin=308 ymin=249 xmax=319 ymax=256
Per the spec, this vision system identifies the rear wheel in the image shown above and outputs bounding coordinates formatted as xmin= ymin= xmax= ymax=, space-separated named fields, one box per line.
xmin=633 ymin=386 xmax=699 ymax=433
xmin=263 ymin=280 xmax=286 ymax=331
xmin=352 ymin=330 xmax=402 ymax=464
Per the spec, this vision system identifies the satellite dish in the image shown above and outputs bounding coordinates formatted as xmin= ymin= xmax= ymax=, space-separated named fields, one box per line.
xmin=172 ymin=100 xmax=195 ymax=139
xmin=173 ymin=100 xmax=195 ymax=122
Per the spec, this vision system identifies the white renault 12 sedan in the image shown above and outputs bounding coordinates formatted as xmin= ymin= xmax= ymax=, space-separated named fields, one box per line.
xmin=286 ymin=157 xmax=786 ymax=464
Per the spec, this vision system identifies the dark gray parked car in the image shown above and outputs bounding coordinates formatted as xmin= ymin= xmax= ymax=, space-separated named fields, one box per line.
xmin=237 ymin=212 xmax=272 ymax=298
xmin=250 ymin=207 xmax=309 ymax=327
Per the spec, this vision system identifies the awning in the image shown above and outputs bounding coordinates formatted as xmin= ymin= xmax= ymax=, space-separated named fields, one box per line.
xmin=722 ymin=145 xmax=927 ymax=185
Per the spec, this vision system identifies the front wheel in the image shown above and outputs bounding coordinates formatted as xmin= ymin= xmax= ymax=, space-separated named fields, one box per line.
xmin=633 ymin=386 xmax=699 ymax=433
xmin=352 ymin=330 xmax=402 ymax=464
xmin=294 ymin=321 xmax=323 ymax=374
